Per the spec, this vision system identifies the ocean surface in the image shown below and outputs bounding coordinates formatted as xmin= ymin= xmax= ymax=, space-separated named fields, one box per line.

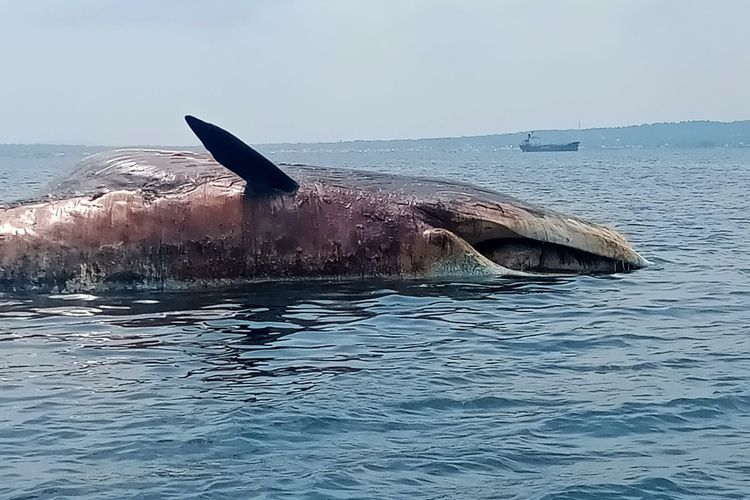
xmin=1 ymin=144 xmax=749 ymax=499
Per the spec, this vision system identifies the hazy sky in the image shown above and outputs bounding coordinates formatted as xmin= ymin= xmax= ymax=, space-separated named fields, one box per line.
xmin=1 ymin=0 xmax=748 ymax=145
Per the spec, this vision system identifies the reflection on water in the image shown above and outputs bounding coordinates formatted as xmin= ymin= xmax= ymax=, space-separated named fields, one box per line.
xmin=2 ymin=277 xmax=574 ymax=390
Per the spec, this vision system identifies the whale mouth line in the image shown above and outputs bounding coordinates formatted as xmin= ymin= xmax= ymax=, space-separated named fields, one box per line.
xmin=468 ymin=236 xmax=636 ymax=275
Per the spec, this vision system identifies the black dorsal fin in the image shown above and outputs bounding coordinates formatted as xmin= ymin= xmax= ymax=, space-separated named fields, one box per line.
xmin=185 ymin=115 xmax=298 ymax=195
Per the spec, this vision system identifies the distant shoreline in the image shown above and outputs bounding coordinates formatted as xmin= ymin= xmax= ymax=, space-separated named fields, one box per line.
xmin=2 ymin=119 xmax=749 ymax=150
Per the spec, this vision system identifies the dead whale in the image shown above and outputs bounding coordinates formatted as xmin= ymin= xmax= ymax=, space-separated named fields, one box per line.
xmin=0 ymin=116 xmax=647 ymax=292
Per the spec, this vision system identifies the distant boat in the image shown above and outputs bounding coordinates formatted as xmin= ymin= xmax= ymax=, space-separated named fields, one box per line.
xmin=519 ymin=132 xmax=579 ymax=152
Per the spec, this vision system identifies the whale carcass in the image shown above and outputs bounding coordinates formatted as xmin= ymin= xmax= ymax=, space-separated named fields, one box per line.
xmin=0 ymin=116 xmax=647 ymax=292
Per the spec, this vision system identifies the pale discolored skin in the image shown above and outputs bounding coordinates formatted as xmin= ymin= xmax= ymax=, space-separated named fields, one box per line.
xmin=0 ymin=150 xmax=647 ymax=292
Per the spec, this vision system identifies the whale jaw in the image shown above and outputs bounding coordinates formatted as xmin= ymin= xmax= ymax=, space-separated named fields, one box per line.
xmin=416 ymin=199 xmax=647 ymax=276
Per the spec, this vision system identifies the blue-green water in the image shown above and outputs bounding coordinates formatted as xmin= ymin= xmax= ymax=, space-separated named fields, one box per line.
xmin=1 ymin=145 xmax=749 ymax=499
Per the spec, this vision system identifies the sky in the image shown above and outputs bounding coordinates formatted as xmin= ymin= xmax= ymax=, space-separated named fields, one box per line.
xmin=0 ymin=0 xmax=749 ymax=145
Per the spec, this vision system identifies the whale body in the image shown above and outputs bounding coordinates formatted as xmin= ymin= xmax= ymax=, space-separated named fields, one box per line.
xmin=0 ymin=116 xmax=647 ymax=292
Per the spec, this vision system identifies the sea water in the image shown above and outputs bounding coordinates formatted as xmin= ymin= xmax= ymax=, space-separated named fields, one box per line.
xmin=1 ymin=144 xmax=749 ymax=499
